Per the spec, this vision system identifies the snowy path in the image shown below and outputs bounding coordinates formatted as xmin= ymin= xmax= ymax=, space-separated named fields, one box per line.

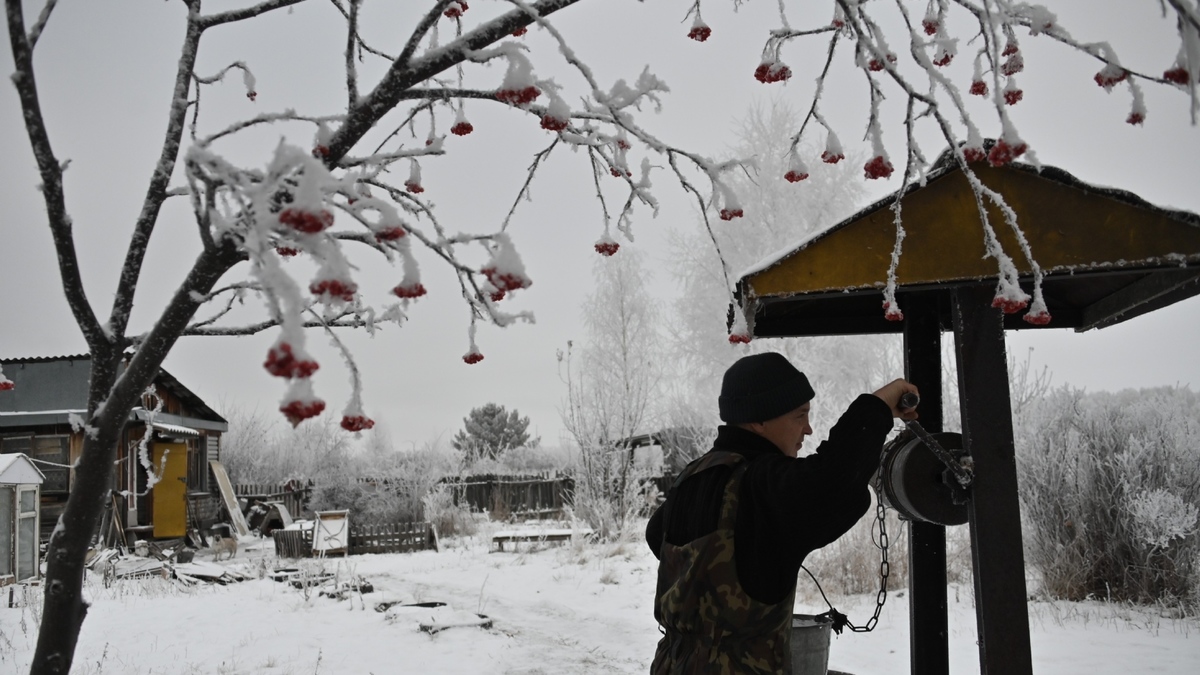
xmin=1 ymin=531 xmax=1197 ymax=674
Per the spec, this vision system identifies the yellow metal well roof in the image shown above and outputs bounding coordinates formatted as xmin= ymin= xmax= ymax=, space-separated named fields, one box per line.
xmin=738 ymin=155 xmax=1200 ymax=337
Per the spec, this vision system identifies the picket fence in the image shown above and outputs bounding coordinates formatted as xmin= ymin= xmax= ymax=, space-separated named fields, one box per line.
xmin=272 ymin=520 xmax=436 ymax=558
xmin=440 ymin=473 xmax=572 ymax=518
xmin=234 ymin=481 xmax=312 ymax=520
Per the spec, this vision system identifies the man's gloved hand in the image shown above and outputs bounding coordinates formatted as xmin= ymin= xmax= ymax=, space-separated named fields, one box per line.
xmin=872 ymin=379 xmax=920 ymax=421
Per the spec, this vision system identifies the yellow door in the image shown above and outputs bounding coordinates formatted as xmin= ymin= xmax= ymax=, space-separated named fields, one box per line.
xmin=152 ymin=442 xmax=188 ymax=538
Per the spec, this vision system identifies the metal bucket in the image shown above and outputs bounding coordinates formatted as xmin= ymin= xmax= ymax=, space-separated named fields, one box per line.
xmin=790 ymin=613 xmax=832 ymax=675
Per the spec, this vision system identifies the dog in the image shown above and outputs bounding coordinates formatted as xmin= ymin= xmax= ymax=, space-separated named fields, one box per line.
xmin=212 ymin=534 xmax=238 ymax=561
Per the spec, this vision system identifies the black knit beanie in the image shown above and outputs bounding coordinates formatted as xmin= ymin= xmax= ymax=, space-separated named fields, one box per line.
xmin=718 ymin=352 xmax=815 ymax=423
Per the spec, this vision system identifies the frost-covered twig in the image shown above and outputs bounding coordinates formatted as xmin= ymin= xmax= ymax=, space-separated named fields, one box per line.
xmin=26 ymin=0 xmax=56 ymax=49
xmin=197 ymin=0 xmax=304 ymax=29
xmin=5 ymin=0 xmax=107 ymax=350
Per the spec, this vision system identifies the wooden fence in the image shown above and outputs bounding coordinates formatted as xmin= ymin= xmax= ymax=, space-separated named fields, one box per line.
xmin=273 ymin=520 xmax=436 ymax=558
xmin=441 ymin=473 xmax=572 ymax=518
xmin=235 ymin=482 xmax=312 ymax=519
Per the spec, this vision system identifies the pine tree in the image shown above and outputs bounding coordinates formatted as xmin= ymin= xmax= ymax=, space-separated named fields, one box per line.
xmin=452 ymin=403 xmax=537 ymax=462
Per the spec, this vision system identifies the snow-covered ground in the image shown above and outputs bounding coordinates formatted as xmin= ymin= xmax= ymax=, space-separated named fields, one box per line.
xmin=2 ymin=522 xmax=1197 ymax=674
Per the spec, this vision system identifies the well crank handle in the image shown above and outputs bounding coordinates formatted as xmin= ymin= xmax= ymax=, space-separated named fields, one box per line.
xmin=897 ymin=393 xmax=974 ymax=487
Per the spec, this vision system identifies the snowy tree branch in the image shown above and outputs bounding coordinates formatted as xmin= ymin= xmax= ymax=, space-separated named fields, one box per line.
xmin=326 ymin=0 xmax=582 ymax=161
xmin=109 ymin=3 xmax=206 ymax=340
xmin=198 ymin=0 xmax=305 ymax=29
xmin=5 ymin=0 xmax=107 ymax=350
xmin=26 ymin=0 xmax=56 ymax=49
xmin=345 ymin=0 xmax=360 ymax=108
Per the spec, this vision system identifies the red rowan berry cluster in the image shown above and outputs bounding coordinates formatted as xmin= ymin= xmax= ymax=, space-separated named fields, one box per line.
xmin=310 ymin=278 xmax=357 ymax=302
xmin=375 ymin=226 xmax=406 ymax=242
xmin=719 ymin=208 xmax=744 ymax=221
xmin=595 ymin=240 xmax=620 ymax=256
xmin=451 ymin=120 xmax=474 ymax=136
xmin=1163 ymin=67 xmax=1190 ymax=84
xmin=883 ymin=302 xmax=904 ymax=322
xmin=1094 ymin=65 xmax=1128 ymax=91
xmin=1004 ymin=85 xmax=1024 ymax=105
xmin=1022 ymin=309 xmax=1051 ymax=325
xmin=482 ymin=267 xmax=531 ymax=292
xmin=391 ymin=283 xmax=427 ymax=299
xmin=754 ymin=61 xmax=792 ymax=83
xmin=276 ymin=246 xmax=301 ymax=258
xmin=279 ymin=207 xmax=334 ymax=234
xmin=340 ymin=415 xmax=375 ymax=432
xmin=864 ymin=156 xmax=894 ymax=180
xmin=496 ymin=86 xmax=541 ymax=105
xmin=0 ymin=380 xmax=14 ymax=392
xmin=868 ymin=54 xmax=897 ymax=72
xmin=443 ymin=2 xmax=467 ymax=19
xmin=540 ymin=114 xmax=569 ymax=131
xmin=281 ymin=399 xmax=325 ymax=426
xmin=969 ymin=80 xmax=988 ymax=96
xmin=264 ymin=342 xmax=319 ymax=379
xmin=784 ymin=170 xmax=809 ymax=183
xmin=462 ymin=351 xmax=485 ymax=365
xmin=991 ymin=294 xmax=1028 ymax=314
xmin=688 ymin=23 xmax=711 ymax=42
xmin=821 ymin=149 xmax=844 ymax=164
xmin=727 ymin=333 xmax=752 ymax=344
xmin=962 ymin=146 xmax=987 ymax=163
xmin=987 ymin=139 xmax=1027 ymax=166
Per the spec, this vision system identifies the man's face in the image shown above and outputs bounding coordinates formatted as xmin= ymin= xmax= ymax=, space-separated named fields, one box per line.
xmin=752 ymin=402 xmax=813 ymax=458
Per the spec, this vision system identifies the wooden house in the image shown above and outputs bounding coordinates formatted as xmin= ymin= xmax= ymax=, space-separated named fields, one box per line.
xmin=0 ymin=355 xmax=229 ymax=543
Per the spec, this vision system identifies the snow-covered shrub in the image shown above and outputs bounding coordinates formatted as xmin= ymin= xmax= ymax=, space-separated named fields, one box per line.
xmin=307 ymin=439 xmax=459 ymax=525
xmin=220 ymin=411 xmax=352 ymax=485
xmin=568 ymin=443 xmax=657 ymax=541
xmin=1017 ymin=386 xmax=1200 ymax=612
xmin=421 ymin=484 xmax=477 ymax=538
xmin=462 ymin=443 xmax=574 ymax=475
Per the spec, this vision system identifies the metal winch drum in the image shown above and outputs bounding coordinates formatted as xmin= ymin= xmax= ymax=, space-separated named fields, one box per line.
xmin=878 ymin=431 xmax=970 ymax=526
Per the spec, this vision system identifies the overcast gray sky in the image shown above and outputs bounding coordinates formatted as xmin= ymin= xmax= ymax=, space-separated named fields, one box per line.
xmin=2 ymin=1 xmax=1197 ymax=448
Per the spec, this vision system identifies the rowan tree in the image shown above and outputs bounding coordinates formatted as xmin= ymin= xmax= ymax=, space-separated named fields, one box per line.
xmin=3 ymin=1 xmax=1198 ymax=673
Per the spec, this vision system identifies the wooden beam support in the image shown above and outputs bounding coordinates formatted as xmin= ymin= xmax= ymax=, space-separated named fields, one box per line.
xmin=1078 ymin=267 xmax=1200 ymax=331
xmin=952 ymin=284 xmax=1033 ymax=675
xmin=902 ymin=293 xmax=950 ymax=675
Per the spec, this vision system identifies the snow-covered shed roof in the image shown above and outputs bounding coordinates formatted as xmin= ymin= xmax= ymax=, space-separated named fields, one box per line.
xmin=0 ymin=355 xmax=227 ymax=432
xmin=738 ymin=150 xmax=1200 ymax=338
xmin=0 ymin=453 xmax=45 ymax=485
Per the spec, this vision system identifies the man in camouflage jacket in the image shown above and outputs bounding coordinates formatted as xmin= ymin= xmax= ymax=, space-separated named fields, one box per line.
xmin=646 ymin=352 xmax=917 ymax=673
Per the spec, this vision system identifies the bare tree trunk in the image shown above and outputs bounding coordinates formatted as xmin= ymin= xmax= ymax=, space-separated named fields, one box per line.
xmin=30 ymin=244 xmax=240 ymax=675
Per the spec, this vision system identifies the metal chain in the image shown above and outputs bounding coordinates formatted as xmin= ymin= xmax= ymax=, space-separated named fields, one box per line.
xmin=844 ymin=482 xmax=891 ymax=632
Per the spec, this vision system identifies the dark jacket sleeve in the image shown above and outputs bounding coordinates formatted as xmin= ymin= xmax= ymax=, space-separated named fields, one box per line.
xmin=646 ymin=503 xmax=664 ymax=559
xmin=735 ymin=394 xmax=894 ymax=603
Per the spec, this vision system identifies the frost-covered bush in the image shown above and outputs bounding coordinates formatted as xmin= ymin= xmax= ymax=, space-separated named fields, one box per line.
xmin=421 ymin=484 xmax=477 ymax=538
xmin=220 ymin=411 xmax=353 ymax=485
xmin=1017 ymin=386 xmax=1200 ymax=611
xmin=568 ymin=444 xmax=658 ymax=540
xmin=463 ymin=443 xmax=575 ymax=475
xmin=306 ymin=439 xmax=460 ymax=525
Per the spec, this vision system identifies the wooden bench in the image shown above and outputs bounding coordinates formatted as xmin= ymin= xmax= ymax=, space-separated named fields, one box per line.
xmin=491 ymin=528 xmax=593 ymax=552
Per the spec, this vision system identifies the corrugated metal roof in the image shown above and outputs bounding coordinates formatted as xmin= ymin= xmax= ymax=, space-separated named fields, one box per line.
xmin=0 ymin=355 xmax=227 ymax=429
xmin=151 ymin=422 xmax=200 ymax=438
